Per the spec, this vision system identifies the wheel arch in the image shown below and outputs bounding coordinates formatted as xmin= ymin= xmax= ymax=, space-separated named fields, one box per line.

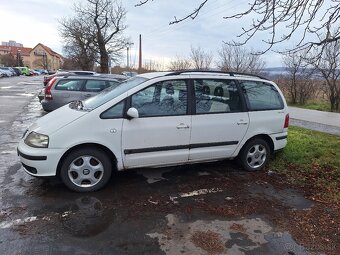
xmin=240 ymin=134 xmax=274 ymax=154
xmin=56 ymin=143 xmax=117 ymax=177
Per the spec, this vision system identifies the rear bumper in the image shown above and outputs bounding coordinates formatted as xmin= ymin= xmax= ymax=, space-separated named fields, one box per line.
xmin=270 ymin=132 xmax=288 ymax=151
xmin=41 ymin=99 xmax=56 ymax=112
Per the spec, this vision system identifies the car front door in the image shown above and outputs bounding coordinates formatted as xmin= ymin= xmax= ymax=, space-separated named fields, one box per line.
xmin=122 ymin=79 xmax=191 ymax=169
xmin=189 ymin=79 xmax=249 ymax=161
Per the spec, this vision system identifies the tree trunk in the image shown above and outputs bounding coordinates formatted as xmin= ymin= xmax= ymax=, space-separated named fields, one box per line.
xmin=97 ymin=32 xmax=109 ymax=73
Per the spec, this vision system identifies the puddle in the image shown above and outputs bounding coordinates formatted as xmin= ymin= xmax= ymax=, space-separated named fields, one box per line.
xmin=147 ymin=214 xmax=310 ymax=255
xmin=247 ymin=183 xmax=314 ymax=210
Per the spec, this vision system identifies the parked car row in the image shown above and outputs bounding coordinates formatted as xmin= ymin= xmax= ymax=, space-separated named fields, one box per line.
xmin=0 ymin=67 xmax=21 ymax=77
xmin=0 ymin=66 xmax=49 ymax=77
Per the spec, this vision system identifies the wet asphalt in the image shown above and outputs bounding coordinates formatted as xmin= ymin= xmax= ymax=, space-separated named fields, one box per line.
xmin=0 ymin=76 xmax=334 ymax=255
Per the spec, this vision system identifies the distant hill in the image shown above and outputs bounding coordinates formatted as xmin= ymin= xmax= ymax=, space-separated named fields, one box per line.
xmin=261 ymin=67 xmax=328 ymax=80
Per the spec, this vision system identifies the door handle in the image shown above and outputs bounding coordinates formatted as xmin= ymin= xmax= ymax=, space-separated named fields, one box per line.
xmin=84 ymin=94 xmax=92 ymax=97
xmin=176 ymin=123 xmax=189 ymax=129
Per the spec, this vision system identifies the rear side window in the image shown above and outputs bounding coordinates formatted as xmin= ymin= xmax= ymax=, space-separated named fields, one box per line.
xmin=240 ymin=81 xmax=284 ymax=111
xmin=84 ymin=80 xmax=109 ymax=92
xmin=55 ymin=80 xmax=84 ymax=91
xmin=194 ymin=79 xmax=242 ymax=114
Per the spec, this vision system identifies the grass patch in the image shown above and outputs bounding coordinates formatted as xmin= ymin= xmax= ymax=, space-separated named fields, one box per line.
xmin=269 ymin=126 xmax=340 ymax=202
xmin=289 ymin=101 xmax=340 ymax=113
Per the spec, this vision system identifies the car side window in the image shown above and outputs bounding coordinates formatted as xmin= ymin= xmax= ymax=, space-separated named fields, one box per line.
xmin=55 ymin=80 xmax=84 ymax=91
xmin=194 ymin=79 xmax=242 ymax=114
xmin=131 ymin=80 xmax=187 ymax=117
xmin=101 ymin=100 xmax=125 ymax=119
xmin=84 ymin=80 xmax=108 ymax=92
xmin=108 ymin=81 xmax=120 ymax=87
xmin=240 ymin=81 xmax=284 ymax=111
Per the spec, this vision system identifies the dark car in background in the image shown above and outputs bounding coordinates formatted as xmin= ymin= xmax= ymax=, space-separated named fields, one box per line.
xmin=41 ymin=76 xmax=120 ymax=112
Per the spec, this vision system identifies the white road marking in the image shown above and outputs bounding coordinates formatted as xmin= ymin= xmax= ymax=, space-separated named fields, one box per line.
xmin=16 ymin=93 xmax=35 ymax=97
xmin=18 ymin=82 xmax=41 ymax=85
xmin=0 ymin=86 xmax=12 ymax=89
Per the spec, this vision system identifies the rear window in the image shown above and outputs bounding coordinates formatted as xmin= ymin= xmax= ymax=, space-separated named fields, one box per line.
xmin=240 ymin=81 xmax=284 ymax=111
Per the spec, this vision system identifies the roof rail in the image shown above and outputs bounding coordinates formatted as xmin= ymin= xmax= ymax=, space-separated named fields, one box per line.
xmin=164 ymin=70 xmax=267 ymax=80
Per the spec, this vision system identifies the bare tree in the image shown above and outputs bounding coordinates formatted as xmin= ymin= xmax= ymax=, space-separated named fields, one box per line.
xmin=282 ymin=52 xmax=317 ymax=104
xmin=136 ymin=1 xmax=340 ymax=54
xmin=142 ymin=59 xmax=166 ymax=72
xmin=217 ymin=45 xmax=265 ymax=74
xmin=190 ymin=46 xmax=213 ymax=70
xmin=60 ymin=18 xmax=96 ymax=70
xmin=305 ymin=42 xmax=340 ymax=111
xmin=61 ymin=0 xmax=129 ymax=73
xmin=0 ymin=54 xmax=16 ymax=67
xmin=168 ymin=55 xmax=192 ymax=71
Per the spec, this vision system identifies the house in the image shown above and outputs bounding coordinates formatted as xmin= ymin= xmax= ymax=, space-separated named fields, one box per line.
xmin=0 ymin=43 xmax=63 ymax=71
xmin=29 ymin=43 xmax=63 ymax=71
xmin=0 ymin=45 xmax=32 ymax=66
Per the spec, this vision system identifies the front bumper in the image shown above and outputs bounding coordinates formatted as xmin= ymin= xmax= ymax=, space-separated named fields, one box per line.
xmin=17 ymin=139 xmax=64 ymax=177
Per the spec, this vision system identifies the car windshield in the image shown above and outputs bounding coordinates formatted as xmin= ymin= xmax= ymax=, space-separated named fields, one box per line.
xmin=83 ymin=76 xmax=147 ymax=110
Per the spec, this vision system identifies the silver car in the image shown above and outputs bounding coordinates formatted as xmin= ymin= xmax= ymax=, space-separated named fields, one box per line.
xmin=41 ymin=76 xmax=120 ymax=112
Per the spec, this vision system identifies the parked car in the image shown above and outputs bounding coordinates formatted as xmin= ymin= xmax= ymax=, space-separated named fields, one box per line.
xmin=41 ymin=76 xmax=120 ymax=111
xmin=34 ymin=69 xmax=48 ymax=75
xmin=18 ymin=71 xmax=289 ymax=192
xmin=0 ymin=69 xmax=7 ymax=77
xmin=12 ymin=67 xmax=21 ymax=76
xmin=0 ymin=67 xmax=14 ymax=76
xmin=16 ymin=66 xmax=30 ymax=76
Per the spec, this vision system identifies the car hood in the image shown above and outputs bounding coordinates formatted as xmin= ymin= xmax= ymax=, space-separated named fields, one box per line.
xmin=28 ymin=104 xmax=88 ymax=136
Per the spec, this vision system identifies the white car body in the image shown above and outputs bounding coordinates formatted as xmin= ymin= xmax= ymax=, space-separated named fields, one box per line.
xmin=18 ymin=71 xmax=289 ymax=191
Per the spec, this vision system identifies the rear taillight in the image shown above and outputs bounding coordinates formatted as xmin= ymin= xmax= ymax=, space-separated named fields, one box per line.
xmin=284 ymin=113 xmax=289 ymax=128
xmin=44 ymin=77 xmax=57 ymax=100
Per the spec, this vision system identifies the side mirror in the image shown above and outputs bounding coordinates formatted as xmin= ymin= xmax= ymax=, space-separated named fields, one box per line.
xmin=126 ymin=107 xmax=139 ymax=119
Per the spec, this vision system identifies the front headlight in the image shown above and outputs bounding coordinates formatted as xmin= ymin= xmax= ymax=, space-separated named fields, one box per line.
xmin=24 ymin=132 xmax=49 ymax=148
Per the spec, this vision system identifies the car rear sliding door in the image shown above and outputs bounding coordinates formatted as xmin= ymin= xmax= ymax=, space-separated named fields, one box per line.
xmin=189 ymin=79 xmax=249 ymax=161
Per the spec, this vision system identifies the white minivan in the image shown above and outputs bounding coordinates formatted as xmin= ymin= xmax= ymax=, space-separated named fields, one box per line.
xmin=18 ymin=71 xmax=289 ymax=192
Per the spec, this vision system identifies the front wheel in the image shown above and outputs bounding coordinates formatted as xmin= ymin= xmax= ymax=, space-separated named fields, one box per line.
xmin=60 ymin=148 xmax=112 ymax=192
xmin=238 ymin=138 xmax=270 ymax=171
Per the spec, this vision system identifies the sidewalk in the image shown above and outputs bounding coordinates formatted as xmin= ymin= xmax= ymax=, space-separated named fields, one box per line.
xmin=289 ymin=107 xmax=340 ymax=135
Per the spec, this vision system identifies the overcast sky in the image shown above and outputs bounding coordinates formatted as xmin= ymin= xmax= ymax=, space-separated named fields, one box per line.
xmin=0 ymin=0 xmax=319 ymax=68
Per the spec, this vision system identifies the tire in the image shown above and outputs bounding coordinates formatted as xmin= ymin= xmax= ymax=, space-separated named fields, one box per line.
xmin=238 ymin=138 xmax=271 ymax=171
xmin=60 ymin=147 xmax=112 ymax=192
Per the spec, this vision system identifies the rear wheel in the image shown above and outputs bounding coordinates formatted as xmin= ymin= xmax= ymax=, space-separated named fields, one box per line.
xmin=238 ymin=138 xmax=270 ymax=171
xmin=60 ymin=148 xmax=112 ymax=192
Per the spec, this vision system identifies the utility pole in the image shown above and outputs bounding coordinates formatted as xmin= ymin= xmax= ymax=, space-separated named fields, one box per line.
xmin=138 ymin=34 xmax=142 ymax=73
xmin=127 ymin=46 xmax=130 ymax=70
